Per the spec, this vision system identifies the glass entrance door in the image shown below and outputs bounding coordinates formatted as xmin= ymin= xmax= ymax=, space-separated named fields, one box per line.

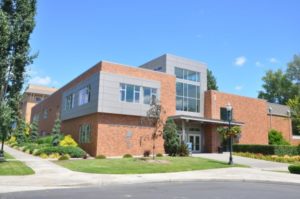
xmin=189 ymin=135 xmax=201 ymax=152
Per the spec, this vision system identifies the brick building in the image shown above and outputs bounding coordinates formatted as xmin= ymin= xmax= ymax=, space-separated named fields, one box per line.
xmin=29 ymin=54 xmax=300 ymax=156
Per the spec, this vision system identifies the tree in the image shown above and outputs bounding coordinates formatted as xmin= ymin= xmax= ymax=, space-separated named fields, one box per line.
xmin=268 ymin=129 xmax=290 ymax=145
xmin=0 ymin=100 xmax=13 ymax=159
xmin=163 ymin=119 xmax=179 ymax=156
xmin=287 ymin=97 xmax=300 ymax=135
xmin=29 ymin=121 xmax=38 ymax=142
xmin=286 ymin=54 xmax=300 ymax=85
xmin=144 ymin=100 xmax=166 ymax=159
xmin=258 ymin=69 xmax=299 ymax=104
xmin=15 ymin=117 xmax=27 ymax=144
xmin=52 ymin=118 xmax=62 ymax=146
xmin=207 ymin=69 xmax=218 ymax=90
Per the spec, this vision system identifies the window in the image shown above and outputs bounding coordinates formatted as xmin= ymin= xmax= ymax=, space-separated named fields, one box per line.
xmin=33 ymin=114 xmax=39 ymax=122
xmin=43 ymin=109 xmax=48 ymax=119
xmin=175 ymin=67 xmax=200 ymax=82
xmin=143 ymin=87 xmax=157 ymax=104
xmin=220 ymin=107 xmax=233 ymax=121
xmin=176 ymin=82 xmax=200 ymax=112
xmin=65 ymin=93 xmax=75 ymax=110
xmin=78 ymin=85 xmax=91 ymax=106
xmin=79 ymin=124 xmax=91 ymax=143
xmin=35 ymin=97 xmax=42 ymax=102
xmin=120 ymin=83 xmax=140 ymax=103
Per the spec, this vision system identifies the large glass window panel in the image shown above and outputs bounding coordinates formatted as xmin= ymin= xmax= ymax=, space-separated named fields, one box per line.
xmin=175 ymin=67 xmax=184 ymax=79
xmin=184 ymin=83 xmax=188 ymax=97
xmin=126 ymin=84 xmax=134 ymax=102
xmin=188 ymin=84 xmax=197 ymax=98
xmin=143 ymin=87 xmax=151 ymax=104
xmin=197 ymin=99 xmax=200 ymax=112
xmin=183 ymin=98 xmax=188 ymax=111
xmin=134 ymin=86 xmax=140 ymax=103
xmin=176 ymin=96 xmax=183 ymax=111
xmin=188 ymin=98 xmax=197 ymax=112
xmin=197 ymin=86 xmax=200 ymax=98
xmin=176 ymin=82 xmax=183 ymax=96
xmin=187 ymin=70 xmax=197 ymax=81
xmin=78 ymin=85 xmax=91 ymax=106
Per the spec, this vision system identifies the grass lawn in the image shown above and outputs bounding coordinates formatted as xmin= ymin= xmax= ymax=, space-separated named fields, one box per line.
xmin=0 ymin=152 xmax=34 ymax=176
xmin=56 ymin=156 xmax=241 ymax=174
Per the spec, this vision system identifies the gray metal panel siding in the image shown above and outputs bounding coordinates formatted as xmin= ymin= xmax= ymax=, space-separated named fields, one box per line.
xmin=139 ymin=55 xmax=167 ymax=72
xmin=98 ymin=72 xmax=161 ymax=116
xmin=61 ymin=72 xmax=100 ymax=120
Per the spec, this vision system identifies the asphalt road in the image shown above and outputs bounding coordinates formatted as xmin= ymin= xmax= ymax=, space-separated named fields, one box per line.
xmin=1 ymin=181 xmax=300 ymax=199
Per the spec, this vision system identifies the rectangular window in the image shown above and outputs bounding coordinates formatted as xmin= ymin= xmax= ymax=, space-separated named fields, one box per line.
xmin=43 ymin=109 xmax=48 ymax=119
xmin=78 ymin=85 xmax=91 ymax=106
xmin=65 ymin=93 xmax=75 ymax=110
xmin=79 ymin=124 xmax=91 ymax=143
xmin=174 ymin=67 xmax=200 ymax=82
xmin=175 ymin=82 xmax=200 ymax=113
xmin=143 ymin=87 xmax=157 ymax=104
xmin=120 ymin=83 xmax=140 ymax=103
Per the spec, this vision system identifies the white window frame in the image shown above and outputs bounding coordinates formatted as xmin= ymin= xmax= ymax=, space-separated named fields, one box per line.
xmin=143 ymin=87 xmax=157 ymax=104
xmin=65 ymin=93 xmax=75 ymax=110
xmin=120 ymin=83 xmax=140 ymax=103
xmin=78 ymin=85 xmax=91 ymax=106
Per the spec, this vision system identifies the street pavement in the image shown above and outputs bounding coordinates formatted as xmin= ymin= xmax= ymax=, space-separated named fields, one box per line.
xmin=1 ymin=181 xmax=300 ymax=199
xmin=1 ymin=146 xmax=300 ymax=194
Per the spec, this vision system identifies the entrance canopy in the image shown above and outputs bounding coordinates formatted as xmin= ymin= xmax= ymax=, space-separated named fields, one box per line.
xmin=170 ymin=115 xmax=243 ymax=126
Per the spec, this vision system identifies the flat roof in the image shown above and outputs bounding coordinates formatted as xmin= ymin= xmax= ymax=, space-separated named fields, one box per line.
xmin=170 ymin=115 xmax=243 ymax=126
xmin=25 ymin=84 xmax=57 ymax=95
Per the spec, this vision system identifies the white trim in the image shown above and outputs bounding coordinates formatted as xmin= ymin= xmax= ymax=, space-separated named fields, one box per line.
xmin=292 ymin=135 xmax=300 ymax=140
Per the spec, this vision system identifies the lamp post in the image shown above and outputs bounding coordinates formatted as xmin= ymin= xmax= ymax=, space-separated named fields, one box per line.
xmin=226 ymin=103 xmax=233 ymax=165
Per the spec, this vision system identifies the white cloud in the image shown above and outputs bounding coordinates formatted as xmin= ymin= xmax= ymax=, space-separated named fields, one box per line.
xmin=234 ymin=56 xmax=246 ymax=66
xmin=255 ymin=61 xmax=264 ymax=67
xmin=234 ymin=85 xmax=243 ymax=91
xmin=29 ymin=76 xmax=52 ymax=86
xmin=269 ymin=57 xmax=278 ymax=64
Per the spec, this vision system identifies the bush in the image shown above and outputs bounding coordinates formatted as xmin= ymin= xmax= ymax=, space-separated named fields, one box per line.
xmin=36 ymin=146 xmax=86 ymax=158
xmin=163 ymin=119 xmax=180 ymax=156
xmin=143 ymin=150 xmax=150 ymax=157
xmin=177 ymin=143 xmax=190 ymax=157
xmin=37 ymin=136 xmax=54 ymax=144
xmin=95 ymin=155 xmax=106 ymax=159
xmin=123 ymin=154 xmax=133 ymax=158
xmin=156 ymin=153 xmax=163 ymax=157
xmin=268 ymin=129 xmax=290 ymax=145
xmin=233 ymin=144 xmax=299 ymax=156
xmin=49 ymin=153 xmax=61 ymax=159
xmin=58 ymin=154 xmax=70 ymax=161
xmin=39 ymin=153 xmax=48 ymax=159
xmin=288 ymin=164 xmax=300 ymax=174
xmin=59 ymin=135 xmax=78 ymax=147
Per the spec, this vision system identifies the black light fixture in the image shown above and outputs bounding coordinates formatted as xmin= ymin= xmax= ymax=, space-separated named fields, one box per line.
xmin=226 ymin=103 xmax=233 ymax=165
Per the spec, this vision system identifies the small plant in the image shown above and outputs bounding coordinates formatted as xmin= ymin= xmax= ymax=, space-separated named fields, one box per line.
xmin=123 ymin=154 xmax=133 ymax=158
xmin=39 ymin=153 xmax=48 ymax=159
xmin=156 ymin=153 xmax=163 ymax=157
xmin=52 ymin=118 xmax=62 ymax=146
xmin=268 ymin=129 xmax=290 ymax=145
xmin=96 ymin=155 xmax=106 ymax=159
xmin=32 ymin=149 xmax=40 ymax=156
xmin=59 ymin=135 xmax=78 ymax=147
xmin=177 ymin=143 xmax=189 ymax=157
xmin=49 ymin=153 xmax=61 ymax=159
xmin=83 ymin=154 xmax=88 ymax=159
xmin=143 ymin=150 xmax=150 ymax=157
xmin=25 ymin=149 xmax=31 ymax=154
xmin=288 ymin=164 xmax=300 ymax=174
xmin=58 ymin=154 xmax=70 ymax=161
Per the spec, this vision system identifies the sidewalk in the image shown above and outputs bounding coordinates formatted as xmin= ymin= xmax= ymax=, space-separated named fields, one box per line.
xmin=1 ymin=146 xmax=300 ymax=194
xmin=193 ymin=153 xmax=290 ymax=171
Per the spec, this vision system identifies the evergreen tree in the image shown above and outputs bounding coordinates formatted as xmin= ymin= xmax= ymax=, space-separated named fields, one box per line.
xmin=207 ymin=69 xmax=218 ymax=90
xmin=15 ymin=118 xmax=27 ymax=144
xmin=51 ymin=118 xmax=62 ymax=146
xmin=29 ymin=121 xmax=38 ymax=142
xmin=163 ymin=119 xmax=179 ymax=156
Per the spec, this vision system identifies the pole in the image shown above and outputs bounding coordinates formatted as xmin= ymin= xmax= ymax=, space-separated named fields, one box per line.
xmin=228 ymin=119 xmax=233 ymax=165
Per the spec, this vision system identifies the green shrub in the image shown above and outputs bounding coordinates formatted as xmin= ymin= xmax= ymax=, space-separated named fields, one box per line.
xmin=95 ymin=155 xmax=106 ymax=159
xmin=39 ymin=153 xmax=48 ymax=159
xmin=177 ymin=143 xmax=190 ymax=156
xmin=156 ymin=153 xmax=163 ymax=157
xmin=48 ymin=153 xmax=61 ymax=159
xmin=288 ymin=164 xmax=300 ymax=174
xmin=37 ymin=136 xmax=54 ymax=144
xmin=32 ymin=149 xmax=40 ymax=156
xmin=233 ymin=144 xmax=299 ymax=156
xmin=123 ymin=154 xmax=133 ymax=158
xmin=58 ymin=154 xmax=70 ymax=161
xmin=163 ymin=119 xmax=180 ymax=156
xmin=36 ymin=146 xmax=86 ymax=158
xmin=268 ymin=129 xmax=290 ymax=145
xmin=59 ymin=135 xmax=78 ymax=147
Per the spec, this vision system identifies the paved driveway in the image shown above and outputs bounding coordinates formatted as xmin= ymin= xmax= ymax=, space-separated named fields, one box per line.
xmin=193 ymin=152 xmax=290 ymax=171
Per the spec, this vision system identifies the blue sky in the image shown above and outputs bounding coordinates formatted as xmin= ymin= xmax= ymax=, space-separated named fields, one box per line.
xmin=28 ymin=0 xmax=300 ymax=98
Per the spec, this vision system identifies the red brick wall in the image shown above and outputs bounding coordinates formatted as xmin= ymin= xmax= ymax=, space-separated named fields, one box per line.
xmin=205 ymin=90 xmax=269 ymax=145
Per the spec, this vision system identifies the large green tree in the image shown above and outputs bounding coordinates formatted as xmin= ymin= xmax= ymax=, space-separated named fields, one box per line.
xmin=286 ymin=54 xmax=300 ymax=85
xmin=258 ymin=69 xmax=299 ymax=104
xmin=288 ymin=97 xmax=300 ymax=135
xmin=207 ymin=69 xmax=218 ymax=90
xmin=163 ymin=119 xmax=179 ymax=156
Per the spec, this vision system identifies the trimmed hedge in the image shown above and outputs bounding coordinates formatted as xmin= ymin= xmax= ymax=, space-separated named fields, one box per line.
xmin=233 ymin=144 xmax=300 ymax=156
xmin=36 ymin=146 xmax=86 ymax=158
xmin=288 ymin=164 xmax=300 ymax=174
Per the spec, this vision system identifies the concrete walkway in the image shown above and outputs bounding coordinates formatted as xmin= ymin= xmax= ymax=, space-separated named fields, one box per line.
xmin=1 ymin=146 xmax=300 ymax=194
xmin=193 ymin=153 xmax=290 ymax=171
